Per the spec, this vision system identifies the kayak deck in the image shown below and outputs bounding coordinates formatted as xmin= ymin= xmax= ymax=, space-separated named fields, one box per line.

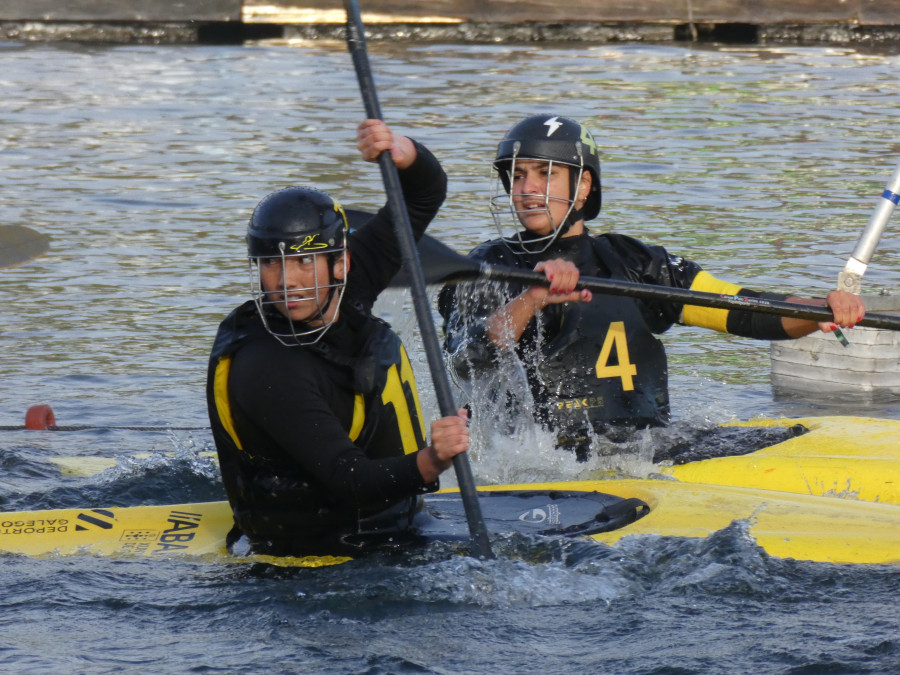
xmin=660 ymin=416 xmax=900 ymax=504
xmin=44 ymin=416 xmax=900 ymax=508
xmin=45 ymin=417 xmax=900 ymax=510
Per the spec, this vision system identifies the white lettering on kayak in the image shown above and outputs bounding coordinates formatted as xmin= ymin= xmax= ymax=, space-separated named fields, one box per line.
xmin=518 ymin=505 xmax=560 ymax=526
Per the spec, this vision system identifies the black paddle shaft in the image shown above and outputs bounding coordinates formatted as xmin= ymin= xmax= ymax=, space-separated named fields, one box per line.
xmin=343 ymin=0 xmax=493 ymax=560
xmin=391 ymin=232 xmax=900 ymax=333
xmin=486 ymin=267 xmax=900 ymax=331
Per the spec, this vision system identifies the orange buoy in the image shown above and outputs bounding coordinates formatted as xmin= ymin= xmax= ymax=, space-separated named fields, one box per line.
xmin=25 ymin=404 xmax=56 ymax=430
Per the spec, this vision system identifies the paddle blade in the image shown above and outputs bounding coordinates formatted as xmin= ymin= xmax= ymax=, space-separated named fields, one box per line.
xmin=0 ymin=225 xmax=49 ymax=269
xmin=346 ymin=208 xmax=481 ymax=286
xmin=389 ymin=234 xmax=483 ymax=287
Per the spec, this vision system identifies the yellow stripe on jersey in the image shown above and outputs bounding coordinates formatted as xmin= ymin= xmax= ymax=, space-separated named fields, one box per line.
xmin=682 ymin=271 xmax=743 ymax=333
xmin=346 ymin=346 xmax=422 ymax=451
xmin=349 ymin=393 xmax=365 ymax=443
xmin=213 ymin=356 xmax=244 ymax=451
xmin=399 ymin=344 xmax=426 ymax=443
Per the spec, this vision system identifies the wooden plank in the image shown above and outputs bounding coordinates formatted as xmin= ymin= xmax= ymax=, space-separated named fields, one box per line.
xmin=0 ymin=0 xmax=242 ymax=22
xmin=242 ymin=0 xmax=900 ymax=25
xmin=243 ymin=1 xmax=468 ymax=24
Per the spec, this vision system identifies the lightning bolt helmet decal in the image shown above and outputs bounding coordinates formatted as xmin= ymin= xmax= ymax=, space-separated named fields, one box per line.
xmin=543 ymin=116 xmax=564 ymax=136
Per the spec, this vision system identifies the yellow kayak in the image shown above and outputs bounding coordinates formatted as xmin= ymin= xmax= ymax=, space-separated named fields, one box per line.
xmin=660 ymin=416 xmax=900 ymax=504
xmin=10 ymin=414 xmax=898 ymax=567
xmin=2 ymin=477 xmax=900 ymax=566
xmin=47 ymin=416 xmax=900 ymax=509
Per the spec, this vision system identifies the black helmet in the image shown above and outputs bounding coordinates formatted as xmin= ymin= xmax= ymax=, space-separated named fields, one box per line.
xmin=246 ymin=186 xmax=349 ymax=346
xmin=494 ymin=114 xmax=602 ymax=221
xmin=247 ymin=186 xmax=348 ymax=258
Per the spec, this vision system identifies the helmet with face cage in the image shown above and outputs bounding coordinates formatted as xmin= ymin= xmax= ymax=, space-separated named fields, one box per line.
xmin=246 ymin=186 xmax=349 ymax=345
xmin=491 ymin=114 xmax=601 ymax=253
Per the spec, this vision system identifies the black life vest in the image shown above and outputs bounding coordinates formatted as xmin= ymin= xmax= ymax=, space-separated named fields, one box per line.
xmin=529 ymin=236 xmax=670 ymax=439
xmin=206 ymin=301 xmax=427 ymax=554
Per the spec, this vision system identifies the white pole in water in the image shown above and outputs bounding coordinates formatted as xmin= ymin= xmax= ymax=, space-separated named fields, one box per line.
xmin=830 ymin=161 xmax=900 ymax=347
xmin=837 ymin=161 xmax=900 ymax=295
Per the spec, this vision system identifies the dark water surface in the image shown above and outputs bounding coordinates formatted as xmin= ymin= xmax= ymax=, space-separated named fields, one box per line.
xmin=2 ymin=40 xmax=900 ymax=673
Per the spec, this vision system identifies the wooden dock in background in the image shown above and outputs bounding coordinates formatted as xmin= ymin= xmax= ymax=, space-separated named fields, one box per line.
xmin=2 ymin=0 xmax=900 ymax=44
xmin=240 ymin=0 xmax=900 ymax=26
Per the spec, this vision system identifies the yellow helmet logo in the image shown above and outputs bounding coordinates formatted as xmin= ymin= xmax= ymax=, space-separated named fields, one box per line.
xmin=288 ymin=235 xmax=329 ymax=252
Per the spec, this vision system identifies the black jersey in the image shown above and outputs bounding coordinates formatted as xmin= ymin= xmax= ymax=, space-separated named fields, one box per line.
xmin=207 ymin=142 xmax=447 ymax=556
xmin=438 ymin=230 xmax=787 ymax=451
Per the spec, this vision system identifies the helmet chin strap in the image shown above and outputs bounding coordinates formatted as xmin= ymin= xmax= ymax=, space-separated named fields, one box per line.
xmin=554 ymin=162 xmax=587 ymax=238
xmin=548 ymin=171 xmax=586 ymax=242
xmin=320 ymin=254 xmax=342 ymax=320
xmin=559 ymin=206 xmax=584 ymax=237
xmin=296 ymin=253 xmax=342 ymax=332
